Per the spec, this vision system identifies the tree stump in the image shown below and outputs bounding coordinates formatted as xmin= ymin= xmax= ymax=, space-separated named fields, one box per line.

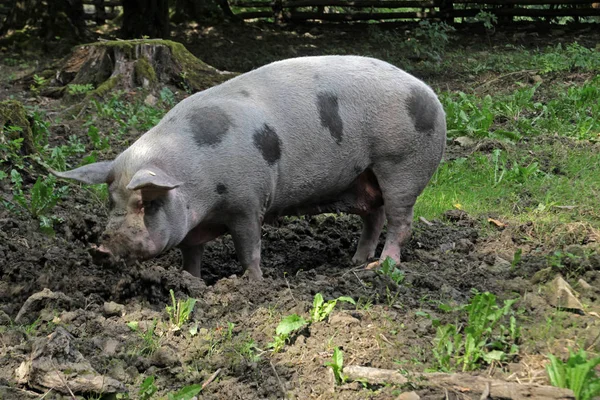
xmin=45 ymin=39 xmax=236 ymax=98
xmin=0 ymin=100 xmax=35 ymax=155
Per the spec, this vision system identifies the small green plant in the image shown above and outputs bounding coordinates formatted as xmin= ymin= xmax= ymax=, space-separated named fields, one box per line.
xmin=0 ymin=131 xmax=25 ymax=169
xmin=135 ymin=375 xmax=203 ymax=400
xmin=377 ymin=257 xmax=405 ymax=285
xmin=310 ymin=293 xmax=356 ymax=322
xmin=505 ymin=161 xmax=542 ymax=184
xmin=30 ymin=74 xmax=48 ymax=96
xmin=67 ymin=83 xmax=94 ymax=96
xmin=325 ymin=347 xmax=346 ymax=385
xmin=160 ymin=87 xmax=176 ymax=107
xmin=86 ymin=124 xmax=110 ymax=151
xmin=511 ymin=249 xmax=522 ymax=271
xmin=239 ymin=338 xmax=261 ymax=362
xmin=473 ymin=10 xmax=498 ymax=31
xmin=22 ymin=317 xmax=42 ymax=335
xmin=547 ymin=349 xmax=600 ymax=400
xmin=166 ymin=383 xmax=203 ymax=400
xmin=268 ymin=314 xmax=308 ymax=353
xmin=406 ymin=20 xmax=456 ymax=61
xmin=138 ymin=376 xmax=158 ymax=400
xmin=10 ymin=171 xmax=68 ymax=234
xmin=128 ymin=319 xmax=161 ymax=355
xmin=432 ymin=291 xmax=520 ymax=372
xmin=165 ymin=289 xmax=197 ymax=330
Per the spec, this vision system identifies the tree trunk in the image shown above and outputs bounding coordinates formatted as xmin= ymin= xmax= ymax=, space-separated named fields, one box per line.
xmin=122 ymin=0 xmax=170 ymax=39
xmin=43 ymin=39 xmax=236 ymax=99
xmin=0 ymin=0 xmax=89 ymax=41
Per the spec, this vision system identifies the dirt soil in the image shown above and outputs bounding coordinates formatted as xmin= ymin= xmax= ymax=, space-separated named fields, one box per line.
xmin=1 ymin=23 xmax=599 ymax=400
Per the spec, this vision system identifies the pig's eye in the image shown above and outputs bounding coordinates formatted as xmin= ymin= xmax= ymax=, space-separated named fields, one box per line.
xmin=143 ymin=200 xmax=160 ymax=215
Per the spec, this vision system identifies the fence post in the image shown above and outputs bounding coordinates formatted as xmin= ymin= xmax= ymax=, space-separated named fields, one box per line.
xmin=94 ymin=0 xmax=105 ymax=25
xmin=439 ymin=0 xmax=453 ymax=24
xmin=273 ymin=0 xmax=284 ymax=23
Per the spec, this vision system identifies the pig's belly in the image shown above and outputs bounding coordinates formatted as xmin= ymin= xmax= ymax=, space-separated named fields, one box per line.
xmin=181 ymin=170 xmax=383 ymax=247
xmin=272 ymin=168 xmax=383 ymax=218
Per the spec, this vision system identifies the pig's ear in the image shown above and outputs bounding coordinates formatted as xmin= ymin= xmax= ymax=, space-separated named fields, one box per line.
xmin=126 ymin=169 xmax=182 ymax=192
xmin=50 ymin=161 xmax=113 ymax=184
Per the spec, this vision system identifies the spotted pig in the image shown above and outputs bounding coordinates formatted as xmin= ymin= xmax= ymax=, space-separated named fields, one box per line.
xmin=53 ymin=56 xmax=446 ymax=280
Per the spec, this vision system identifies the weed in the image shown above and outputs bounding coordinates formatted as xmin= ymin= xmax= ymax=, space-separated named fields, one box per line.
xmin=310 ymin=293 xmax=356 ymax=322
xmin=406 ymin=21 xmax=455 ymax=62
xmin=0 ymin=131 xmax=25 ymax=169
xmin=67 ymin=84 xmax=95 ymax=96
xmin=235 ymin=337 xmax=262 ymax=363
xmin=268 ymin=314 xmax=308 ymax=353
xmin=86 ymin=124 xmax=110 ymax=151
xmin=356 ymin=296 xmax=374 ymax=311
xmin=138 ymin=376 xmax=158 ymax=400
xmin=473 ymin=10 xmax=498 ymax=31
xmin=30 ymin=74 xmax=48 ymax=96
xmin=432 ymin=291 xmax=520 ymax=372
xmin=128 ymin=320 xmax=161 ymax=356
xmin=547 ymin=349 xmax=600 ymax=400
xmin=325 ymin=347 xmax=346 ymax=385
xmin=45 ymin=135 xmax=86 ymax=171
xmin=166 ymin=383 xmax=203 ymax=400
xmin=10 ymin=171 xmax=68 ymax=234
xmin=133 ymin=375 xmax=203 ymax=400
xmin=511 ymin=249 xmax=522 ymax=271
xmin=377 ymin=257 xmax=405 ymax=285
xmin=22 ymin=317 xmax=41 ymax=335
xmin=165 ymin=289 xmax=197 ymax=331
xmin=160 ymin=87 xmax=176 ymax=107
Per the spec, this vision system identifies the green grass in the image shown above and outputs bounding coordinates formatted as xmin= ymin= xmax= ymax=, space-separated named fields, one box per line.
xmin=414 ymin=67 xmax=600 ymax=247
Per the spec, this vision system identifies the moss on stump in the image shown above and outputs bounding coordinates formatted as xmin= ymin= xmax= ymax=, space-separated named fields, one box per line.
xmin=0 ymin=100 xmax=35 ymax=155
xmin=47 ymin=39 xmax=236 ymax=98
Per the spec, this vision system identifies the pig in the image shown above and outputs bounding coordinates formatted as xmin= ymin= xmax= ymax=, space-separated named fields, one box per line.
xmin=52 ymin=55 xmax=446 ymax=280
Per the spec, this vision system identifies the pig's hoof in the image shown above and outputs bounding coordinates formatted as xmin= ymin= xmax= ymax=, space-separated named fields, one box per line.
xmin=89 ymin=245 xmax=113 ymax=265
xmin=243 ymin=268 xmax=263 ymax=281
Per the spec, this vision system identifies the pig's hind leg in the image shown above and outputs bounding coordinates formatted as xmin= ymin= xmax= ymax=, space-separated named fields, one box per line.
xmin=373 ymin=159 xmax=435 ymax=265
xmin=228 ymin=214 xmax=264 ymax=281
xmin=352 ymin=206 xmax=385 ymax=263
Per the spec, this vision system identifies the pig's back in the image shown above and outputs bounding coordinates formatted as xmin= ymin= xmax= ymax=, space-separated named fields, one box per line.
xmin=150 ymin=56 xmax=444 ymax=213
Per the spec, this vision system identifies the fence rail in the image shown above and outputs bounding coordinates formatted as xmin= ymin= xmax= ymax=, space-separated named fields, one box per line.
xmin=232 ymin=0 xmax=600 ymax=22
xmin=0 ymin=0 xmax=598 ymax=23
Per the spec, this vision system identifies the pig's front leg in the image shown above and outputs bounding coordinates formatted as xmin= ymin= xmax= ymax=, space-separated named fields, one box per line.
xmin=180 ymin=245 xmax=205 ymax=278
xmin=229 ymin=215 xmax=263 ymax=281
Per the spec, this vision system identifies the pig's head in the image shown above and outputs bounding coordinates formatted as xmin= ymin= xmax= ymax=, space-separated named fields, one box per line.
xmin=52 ymin=161 xmax=190 ymax=264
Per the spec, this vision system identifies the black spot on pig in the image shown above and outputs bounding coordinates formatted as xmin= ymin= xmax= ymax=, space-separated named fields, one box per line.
xmin=408 ymin=87 xmax=438 ymax=135
xmin=317 ymin=92 xmax=343 ymax=144
xmin=188 ymin=106 xmax=232 ymax=147
xmin=253 ymin=124 xmax=281 ymax=166
xmin=239 ymin=90 xmax=251 ymax=97
xmin=216 ymin=183 xmax=227 ymax=195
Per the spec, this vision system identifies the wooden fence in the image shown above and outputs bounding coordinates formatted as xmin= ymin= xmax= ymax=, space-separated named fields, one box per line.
xmin=231 ymin=0 xmax=600 ymax=22
xmin=1 ymin=0 xmax=599 ymax=24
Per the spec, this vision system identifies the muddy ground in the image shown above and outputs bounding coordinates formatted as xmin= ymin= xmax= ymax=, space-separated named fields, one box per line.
xmin=1 ymin=22 xmax=600 ymax=399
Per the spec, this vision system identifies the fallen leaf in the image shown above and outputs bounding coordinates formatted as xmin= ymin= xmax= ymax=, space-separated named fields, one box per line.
xmin=488 ymin=218 xmax=507 ymax=229
xmin=365 ymin=261 xmax=380 ymax=270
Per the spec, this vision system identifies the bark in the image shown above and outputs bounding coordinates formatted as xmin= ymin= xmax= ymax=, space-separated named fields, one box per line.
xmin=44 ymin=39 xmax=235 ymax=98
xmin=342 ymin=366 xmax=576 ymax=400
xmin=122 ymin=0 xmax=170 ymax=39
